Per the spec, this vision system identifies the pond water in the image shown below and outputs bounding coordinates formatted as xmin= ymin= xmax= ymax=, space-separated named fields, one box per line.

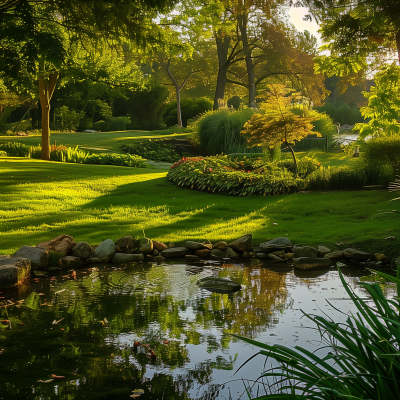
xmin=0 ymin=260 xmax=395 ymax=400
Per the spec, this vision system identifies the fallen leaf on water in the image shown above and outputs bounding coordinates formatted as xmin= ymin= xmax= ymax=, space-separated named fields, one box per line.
xmin=54 ymin=289 xmax=65 ymax=294
xmin=52 ymin=318 xmax=64 ymax=325
xmin=130 ymin=396 xmax=140 ymax=398
xmin=37 ymin=379 xmax=54 ymax=383
xmin=132 ymin=389 xmax=145 ymax=394
xmin=50 ymin=277 xmax=56 ymax=280
xmin=163 ymin=341 xmax=169 ymax=345
xmin=70 ymin=271 xmax=76 ymax=277
xmin=51 ymin=374 xmax=65 ymax=379
xmin=38 ymin=293 xmax=45 ymax=296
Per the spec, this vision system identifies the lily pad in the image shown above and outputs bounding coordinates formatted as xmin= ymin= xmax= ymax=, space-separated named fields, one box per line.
xmin=196 ymin=277 xmax=242 ymax=294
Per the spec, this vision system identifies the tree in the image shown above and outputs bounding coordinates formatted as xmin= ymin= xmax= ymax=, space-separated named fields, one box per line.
xmin=354 ymin=64 xmax=400 ymax=138
xmin=0 ymin=0 xmax=177 ymax=159
xmin=241 ymin=84 xmax=317 ymax=176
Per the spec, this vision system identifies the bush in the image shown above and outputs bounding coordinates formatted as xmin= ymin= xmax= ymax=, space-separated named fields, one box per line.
xmin=94 ymin=116 xmax=131 ymax=132
xmin=196 ymin=108 xmax=255 ymax=155
xmin=316 ymin=102 xmax=364 ymax=125
xmin=0 ymin=150 xmax=6 ymax=157
xmin=163 ymin=97 xmax=213 ymax=127
xmin=362 ymin=136 xmax=400 ymax=180
xmin=0 ymin=142 xmax=30 ymax=157
xmin=167 ymin=155 xmax=300 ymax=196
xmin=227 ymin=96 xmax=242 ymax=110
xmin=84 ymin=153 xmax=147 ymax=168
xmin=53 ymin=106 xmax=84 ymax=131
xmin=121 ymin=139 xmax=181 ymax=163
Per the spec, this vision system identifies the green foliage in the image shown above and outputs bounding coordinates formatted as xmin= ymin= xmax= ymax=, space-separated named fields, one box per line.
xmin=292 ymin=106 xmax=337 ymax=138
xmin=316 ymin=102 xmax=364 ymax=126
xmin=94 ymin=116 xmax=131 ymax=132
xmin=121 ymin=139 xmax=181 ymax=163
xmin=227 ymin=96 xmax=242 ymax=110
xmin=355 ymin=64 xmax=400 ymax=138
xmin=278 ymin=156 xmax=321 ymax=177
xmin=0 ymin=150 xmax=6 ymax=157
xmin=196 ymin=108 xmax=255 ymax=155
xmin=29 ymin=144 xmax=89 ymax=163
xmin=48 ymin=251 xmax=64 ymax=268
xmin=54 ymin=106 xmax=85 ymax=131
xmin=84 ymin=153 xmax=148 ymax=168
xmin=163 ymin=97 xmax=213 ymax=127
xmin=125 ymin=83 xmax=169 ymax=131
xmin=0 ymin=142 xmax=30 ymax=157
xmin=234 ymin=266 xmax=400 ymax=399
xmin=362 ymin=135 xmax=400 ymax=180
xmin=168 ymin=155 xmax=299 ymax=196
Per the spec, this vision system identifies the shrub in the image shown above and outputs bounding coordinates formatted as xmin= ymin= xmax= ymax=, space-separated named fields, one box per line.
xmin=53 ymin=106 xmax=84 ymax=131
xmin=362 ymin=135 xmax=400 ymax=180
xmin=0 ymin=150 xmax=6 ymax=157
xmin=235 ymin=266 xmax=400 ymax=399
xmin=196 ymin=108 xmax=255 ymax=155
xmin=168 ymin=155 xmax=299 ymax=196
xmin=121 ymin=139 xmax=181 ymax=163
xmin=94 ymin=116 xmax=131 ymax=132
xmin=163 ymin=97 xmax=213 ymax=127
xmin=0 ymin=142 xmax=30 ymax=157
xmin=316 ymin=102 xmax=364 ymax=125
xmin=278 ymin=156 xmax=321 ymax=177
xmin=227 ymin=96 xmax=242 ymax=110
xmin=84 ymin=153 xmax=147 ymax=168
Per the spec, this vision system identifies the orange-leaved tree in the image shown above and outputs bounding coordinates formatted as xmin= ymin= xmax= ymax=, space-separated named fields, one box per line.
xmin=241 ymin=84 xmax=317 ymax=176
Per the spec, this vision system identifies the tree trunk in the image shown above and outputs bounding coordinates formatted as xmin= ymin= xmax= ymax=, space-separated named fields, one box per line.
xmin=175 ymin=85 xmax=182 ymax=127
xmin=214 ymin=30 xmax=231 ymax=110
xmin=285 ymin=141 xmax=297 ymax=177
xmin=38 ymin=72 xmax=58 ymax=160
xmin=396 ymin=30 xmax=400 ymax=65
xmin=237 ymin=14 xmax=256 ymax=107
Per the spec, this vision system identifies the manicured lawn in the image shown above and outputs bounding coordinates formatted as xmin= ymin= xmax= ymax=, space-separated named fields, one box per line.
xmin=281 ymin=151 xmax=361 ymax=167
xmin=0 ymin=130 xmax=191 ymax=154
xmin=0 ymin=158 xmax=398 ymax=258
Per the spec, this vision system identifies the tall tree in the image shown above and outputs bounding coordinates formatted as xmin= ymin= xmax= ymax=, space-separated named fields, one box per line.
xmin=0 ymin=0 xmax=177 ymax=159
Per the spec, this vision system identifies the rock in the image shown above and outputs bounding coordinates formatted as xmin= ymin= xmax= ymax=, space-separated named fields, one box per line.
xmin=60 ymin=256 xmax=82 ymax=269
xmin=36 ymin=234 xmax=75 ymax=255
xmin=112 ymin=253 xmax=144 ymax=264
xmin=71 ymin=242 xmax=92 ymax=263
xmin=359 ymin=260 xmax=383 ymax=268
xmin=267 ymin=253 xmax=286 ymax=263
xmin=83 ymin=129 xmax=96 ymax=133
xmin=284 ymin=253 xmax=294 ymax=261
xmin=256 ymin=253 xmax=269 ymax=259
xmin=197 ymin=277 xmax=242 ymax=294
xmin=185 ymin=255 xmax=199 ymax=259
xmin=94 ymin=239 xmax=115 ymax=262
xmin=139 ymin=238 xmax=153 ymax=254
xmin=161 ymin=247 xmax=190 ymax=258
xmin=0 ymin=257 xmax=31 ymax=288
xmin=318 ymin=245 xmax=332 ymax=256
xmin=343 ymin=248 xmax=374 ymax=261
xmin=272 ymin=250 xmax=285 ymax=256
xmin=210 ymin=249 xmax=227 ymax=258
xmin=0 ymin=255 xmax=10 ymax=259
xmin=153 ymin=240 xmax=168 ymax=252
xmin=213 ymin=242 xmax=227 ymax=250
xmin=375 ymin=253 xmax=387 ymax=261
xmin=87 ymin=257 xmax=103 ymax=265
xmin=152 ymin=249 xmax=159 ymax=256
xmin=168 ymin=242 xmax=176 ymax=248
xmin=252 ymin=246 xmax=264 ymax=253
xmin=115 ymin=236 xmax=135 ymax=253
xmin=226 ymin=247 xmax=239 ymax=258
xmin=14 ymin=246 xmax=49 ymax=270
xmin=294 ymin=257 xmax=332 ymax=270
xmin=294 ymin=246 xmax=318 ymax=258
xmin=260 ymin=237 xmax=293 ymax=251
xmin=228 ymin=234 xmax=252 ymax=252
xmin=324 ymin=251 xmax=344 ymax=259
xmin=184 ymin=241 xmax=207 ymax=250
xmin=195 ymin=249 xmax=210 ymax=258
xmin=115 ymin=245 xmax=122 ymax=253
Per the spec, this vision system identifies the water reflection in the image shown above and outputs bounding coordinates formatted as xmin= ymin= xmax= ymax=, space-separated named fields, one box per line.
xmin=0 ymin=261 xmax=395 ymax=399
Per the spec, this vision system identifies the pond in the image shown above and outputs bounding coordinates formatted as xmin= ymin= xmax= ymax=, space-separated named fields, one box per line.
xmin=0 ymin=259 xmax=395 ymax=400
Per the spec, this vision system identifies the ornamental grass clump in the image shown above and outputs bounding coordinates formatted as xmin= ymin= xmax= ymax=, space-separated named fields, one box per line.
xmin=234 ymin=266 xmax=400 ymax=399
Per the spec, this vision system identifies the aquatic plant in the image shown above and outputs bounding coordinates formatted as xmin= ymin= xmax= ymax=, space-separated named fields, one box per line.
xmin=234 ymin=265 xmax=400 ymax=399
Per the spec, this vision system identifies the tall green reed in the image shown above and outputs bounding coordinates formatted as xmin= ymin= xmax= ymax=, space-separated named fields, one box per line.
xmin=234 ymin=265 xmax=400 ymax=399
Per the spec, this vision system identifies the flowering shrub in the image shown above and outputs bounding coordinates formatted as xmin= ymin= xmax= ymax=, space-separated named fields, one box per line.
xmin=167 ymin=155 xmax=299 ymax=196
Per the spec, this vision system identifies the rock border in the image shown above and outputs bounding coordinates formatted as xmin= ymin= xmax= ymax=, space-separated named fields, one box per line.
xmin=0 ymin=234 xmax=392 ymax=289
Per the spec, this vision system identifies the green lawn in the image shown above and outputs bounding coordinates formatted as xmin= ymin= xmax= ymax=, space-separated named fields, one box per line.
xmin=0 ymin=158 xmax=398 ymax=259
xmin=0 ymin=130 xmax=191 ymax=154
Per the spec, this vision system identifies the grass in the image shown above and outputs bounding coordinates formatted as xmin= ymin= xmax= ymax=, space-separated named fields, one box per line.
xmin=281 ymin=151 xmax=361 ymax=168
xmin=0 ymin=158 xmax=398 ymax=257
xmin=0 ymin=130 xmax=192 ymax=154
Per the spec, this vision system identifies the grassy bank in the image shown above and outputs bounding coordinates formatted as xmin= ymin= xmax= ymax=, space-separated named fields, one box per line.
xmin=0 ymin=130 xmax=191 ymax=154
xmin=0 ymin=158 xmax=398 ymax=258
